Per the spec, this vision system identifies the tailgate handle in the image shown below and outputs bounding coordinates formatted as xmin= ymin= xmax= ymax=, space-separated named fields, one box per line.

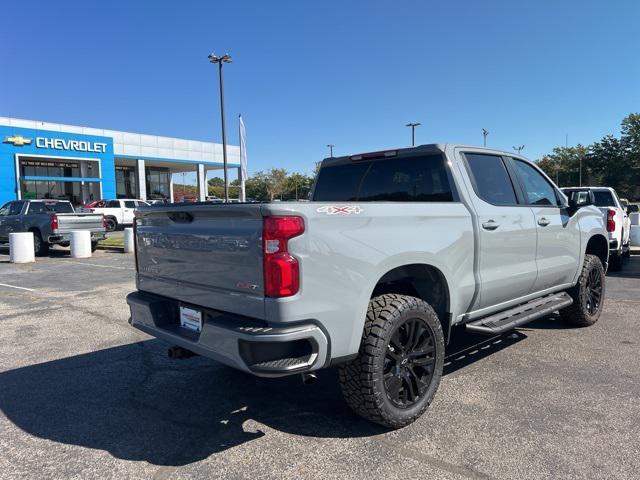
xmin=167 ymin=212 xmax=194 ymax=223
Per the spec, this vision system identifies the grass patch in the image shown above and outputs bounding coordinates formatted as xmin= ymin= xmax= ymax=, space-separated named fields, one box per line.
xmin=99 ymin=235 xmax=124 ymax=247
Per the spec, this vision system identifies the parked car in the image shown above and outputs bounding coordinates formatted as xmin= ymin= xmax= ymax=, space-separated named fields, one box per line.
xmin=625 ymin=202 xmax=639 ymax=214
xmin=89 ymin=199 xmax=149 ymax=231
xmin=127 ymin=144 xmax=608 ymax=428
xmin=562 ymin=187 xmax=631 ymax=270
xmin=0 ymin=199 xmax=106 ymax=255
xmin=83 ymin=200 xmax=107 ymax=210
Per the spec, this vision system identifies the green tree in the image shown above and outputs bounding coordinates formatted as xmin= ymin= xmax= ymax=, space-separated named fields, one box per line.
xmin=536 ymin=145 xmax=588 ymax=187
xmin=283 ymin=173 xmax=313 ymax=200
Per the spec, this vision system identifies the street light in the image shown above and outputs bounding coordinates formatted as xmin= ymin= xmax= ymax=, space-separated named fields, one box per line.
xmin=208 ymin=52 xmax=232 ymax=202
xmin=482 ymin=128 xmax=489 ymax=147
xmin=513 ymin=145 xmax=525 ymax=154
xmin=405 ymin=122 xmax=421 ymax=146
xmin=327 ymin=144 xmax=335 ymax=157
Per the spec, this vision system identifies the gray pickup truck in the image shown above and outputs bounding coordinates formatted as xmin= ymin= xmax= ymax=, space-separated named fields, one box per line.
xmin=127 ymin=144 xmax=608 ymax=428
xmin=0 ymin=200 xmax=106 ymax=255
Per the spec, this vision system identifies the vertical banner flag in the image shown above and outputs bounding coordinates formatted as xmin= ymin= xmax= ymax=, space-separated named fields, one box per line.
xmin=239 ymin=115 xmax=248 ymax=201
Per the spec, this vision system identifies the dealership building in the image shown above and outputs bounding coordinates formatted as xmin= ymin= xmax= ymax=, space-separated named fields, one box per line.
xmin=0 ymin=117 xmax=242 ymax=206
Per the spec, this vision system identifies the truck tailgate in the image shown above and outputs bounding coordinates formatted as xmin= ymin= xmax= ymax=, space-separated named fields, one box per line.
xmin=56 ymin=213 xmax=105 ymax=233
xmin=134 ymin=204 xmax=265 ymax=319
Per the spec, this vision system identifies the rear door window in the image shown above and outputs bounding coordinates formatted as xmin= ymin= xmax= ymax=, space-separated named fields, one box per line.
xmin=124 ymin=200 xmax=137 ymax=208
xmin=313 ymin=154 xmax=453 ymax=202
xmin=464 ymin=154 xmax=518 ymax=205
xmin=27 ymin=202 xmax=46 ymax=214
xmin=106 ymin=200 xmax=120 ymax=208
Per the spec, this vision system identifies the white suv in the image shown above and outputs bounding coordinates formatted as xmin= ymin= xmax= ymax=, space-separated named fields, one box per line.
xmin=89 ymin=199 xmax=149 ymax=231
xmin=562 ymin=187 xmax=631 ymax=270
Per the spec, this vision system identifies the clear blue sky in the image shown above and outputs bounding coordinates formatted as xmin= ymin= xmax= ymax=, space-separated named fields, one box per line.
xmin=2 ymin=0 xmax=639 ymax=180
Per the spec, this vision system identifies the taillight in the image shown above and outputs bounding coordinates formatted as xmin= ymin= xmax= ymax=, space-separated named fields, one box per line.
xmin=50 ymin=214 xmax=59 ymax=232
xmin=101 ymin=215 xmax=108 ymax=229
xmin=263 ymin=216 xmax=305 ymax=297
xmin=607 ymin=209 xmax=616 ymax=232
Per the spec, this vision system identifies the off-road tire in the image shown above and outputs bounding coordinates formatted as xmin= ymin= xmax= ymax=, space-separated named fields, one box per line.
xmin=560 ymin=254 xmax=605 ymax=327
xmin=32 ymin=230 xmax=49 ymax=257
xmin=338 ymin=294 xmax=445 ymax=429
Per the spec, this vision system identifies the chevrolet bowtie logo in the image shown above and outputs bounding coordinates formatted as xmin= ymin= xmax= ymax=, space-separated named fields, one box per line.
xmin=3 ymin=135 xmax=33 ymax=146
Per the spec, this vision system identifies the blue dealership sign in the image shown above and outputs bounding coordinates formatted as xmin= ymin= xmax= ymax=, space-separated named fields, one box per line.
xmin=0 ymin=125 xmax=116 ymax=204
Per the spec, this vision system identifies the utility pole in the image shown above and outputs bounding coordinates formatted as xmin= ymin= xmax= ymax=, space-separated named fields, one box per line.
xmin=327 ymin=144 xmax=335 ymax=157
xmin=579 ymin=156 xmax=583 ymax=187
xmin=208 ymin=52 xmax=232 ymax=202
xmin=513 ymin=145 xmax=525 ymax=154
xmin=405 ymin=122 xmax=421 ymax=146
xmin=482 ymin=128 xmax=489 ymax=147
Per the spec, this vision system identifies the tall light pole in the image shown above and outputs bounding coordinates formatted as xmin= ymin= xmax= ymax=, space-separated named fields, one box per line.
xmin=327 ymin=144 xmax=335 ymax=157
xmin=482 ymin=128 xmax=489 ymax=147
xmin=406 ymin=122 xmax=421 ymax=146
xmin=513 ymin=145 xmax=525 ymax=154
xmin=208 ymin=52 xmax=232 ymax=202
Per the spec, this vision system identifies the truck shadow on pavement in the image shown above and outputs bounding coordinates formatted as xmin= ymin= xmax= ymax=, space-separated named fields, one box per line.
xmin=0 ymin=329 xmax=526 ymax=467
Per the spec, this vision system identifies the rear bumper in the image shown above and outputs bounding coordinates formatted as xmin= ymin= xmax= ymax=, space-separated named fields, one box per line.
xmin=48 ymin=231 xmax=106 ymax=243
xmin=126 ymin=290 xmax=329 ymax=377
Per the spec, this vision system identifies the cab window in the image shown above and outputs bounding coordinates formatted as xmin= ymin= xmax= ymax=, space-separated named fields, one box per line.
xmin=464 ymin=154 xmax=518 ymax=205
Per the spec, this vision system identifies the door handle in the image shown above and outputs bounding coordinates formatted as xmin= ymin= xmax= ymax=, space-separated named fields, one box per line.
xmin=482 ymin=220 xmax=499 ymax=231
xmin=537 ymin=217 xmax=550 ymax=227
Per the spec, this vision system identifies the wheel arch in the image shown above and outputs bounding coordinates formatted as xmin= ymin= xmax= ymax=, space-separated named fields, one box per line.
xmin=369 ymin=263 xmax=452 ymax=342
xmin=585 ymin=234 xmax=608 ymax=270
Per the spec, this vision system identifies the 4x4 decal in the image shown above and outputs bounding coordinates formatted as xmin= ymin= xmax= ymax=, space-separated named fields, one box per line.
xmin=316 ymin=205 xmax=364 ymax=215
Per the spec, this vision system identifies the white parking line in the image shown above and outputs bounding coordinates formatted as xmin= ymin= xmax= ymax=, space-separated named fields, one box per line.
xmin=0 ymin=282 xmax=35 ymax=292
xmin=65 ymin=261 xmax=134 ymax=270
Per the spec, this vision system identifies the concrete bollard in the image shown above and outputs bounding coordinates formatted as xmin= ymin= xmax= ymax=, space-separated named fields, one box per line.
xmin=123 ymin=228 xmax=135 ymax=254
xmin=70 ymin=230 xmax=92 ymax=258
xmin=630 ymin=212 xmax=639 ymax=227
xmin=630 ymin=225 xmax=640 ymax=247
xmin=9 ymin=232 xmax=35 ymax=263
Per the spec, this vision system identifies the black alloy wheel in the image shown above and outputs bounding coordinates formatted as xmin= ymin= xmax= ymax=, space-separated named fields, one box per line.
xmin=559 ymin=254 xmax=605 ymax=327
xmin=384 ymin=318 xmax=436 ymax=408
xmin=583 ymin=264 xmax=603 ymax=316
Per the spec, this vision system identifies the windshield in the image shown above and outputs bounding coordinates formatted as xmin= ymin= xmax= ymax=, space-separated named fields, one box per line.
xmin=313 ymin=154 xmax=453 ymax=202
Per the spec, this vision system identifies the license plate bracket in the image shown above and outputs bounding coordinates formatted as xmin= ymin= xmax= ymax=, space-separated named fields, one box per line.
xmin=179 ymin=306 xmax=202 ymax=332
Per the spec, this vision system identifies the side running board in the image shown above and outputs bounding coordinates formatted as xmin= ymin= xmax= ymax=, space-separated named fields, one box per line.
xmin=465 ymin=292 xmax=573 ymax=336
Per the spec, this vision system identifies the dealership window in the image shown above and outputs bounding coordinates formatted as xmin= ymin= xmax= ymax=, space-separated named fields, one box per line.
xmin=116 ymin=166 xmax=137 ymax=198
xmin=20 ymin=159 xmax=81 ymax=178
xmin=21 ymin=179 xmax=82 ymax=205
xmin=145 ymin=167 xmax=170 ymax=199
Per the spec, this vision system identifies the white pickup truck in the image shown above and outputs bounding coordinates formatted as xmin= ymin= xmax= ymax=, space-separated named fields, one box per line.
xmin=127 ymin=144 xmax=608 ymax=428
xmin=562 ymin=187 xmax=631 ymax=270
xmin=88 ymin=199 xmax=149 ymax=232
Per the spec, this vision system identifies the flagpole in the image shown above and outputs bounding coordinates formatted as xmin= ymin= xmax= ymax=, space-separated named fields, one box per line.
xmin=239 ymin=115 xmax=246 ymax=202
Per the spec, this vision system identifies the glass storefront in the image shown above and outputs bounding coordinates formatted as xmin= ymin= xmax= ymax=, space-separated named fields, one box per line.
xmin=18 ymin=157 xmax=100 ymax=206
xmin=115 ymin=165 xmax=137 ymax=198
xmin=145 ymin=167 xmax=170 ymax=199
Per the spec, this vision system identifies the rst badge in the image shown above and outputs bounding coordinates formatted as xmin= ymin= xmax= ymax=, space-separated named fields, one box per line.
xmin=316 ymin=205 xmax=363 ymax=215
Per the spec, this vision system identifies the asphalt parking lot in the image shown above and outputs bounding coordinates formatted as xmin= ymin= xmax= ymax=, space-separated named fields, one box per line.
xmin=1 ymin=248 xmax=639 ymax=480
